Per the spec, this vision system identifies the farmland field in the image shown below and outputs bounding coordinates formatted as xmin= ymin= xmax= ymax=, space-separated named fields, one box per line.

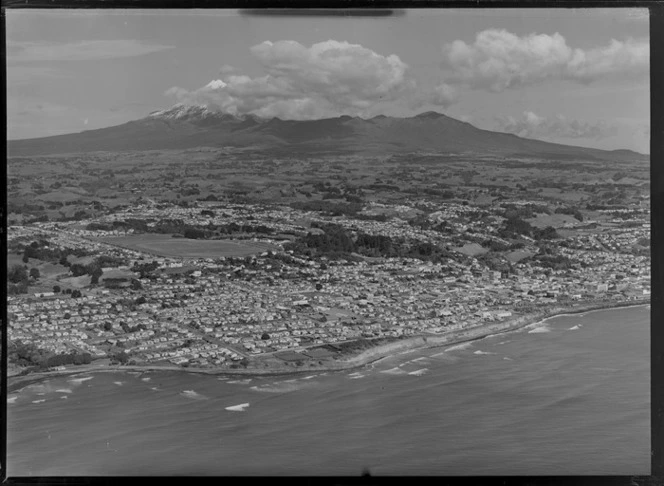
xmin=97 ymin=234 xmax=276 ymax=258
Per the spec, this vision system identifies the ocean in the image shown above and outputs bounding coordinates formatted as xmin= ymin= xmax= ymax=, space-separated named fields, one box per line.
xmin=7 ymin=305 xmax=650 ymax=476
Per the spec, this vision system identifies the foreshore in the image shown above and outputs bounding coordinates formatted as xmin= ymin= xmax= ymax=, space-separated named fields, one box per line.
xmin=7 ymin=298 xmax=649 ymax=393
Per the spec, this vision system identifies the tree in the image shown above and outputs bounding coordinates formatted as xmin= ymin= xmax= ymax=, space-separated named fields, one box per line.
xmin=315 ymin=283 xmax=323 ymax=291
xmin=53 ymin=285 xmax=61 ymax=293
xmin=71 ymin=289 xmax=82 ymax=298
xmin=29 ymin=268 xmax=40 ymax=280
xmin=261 ymin=332 xmax=270 ymax=340
xmin=70 ymin=263 xmax=88 ymax=277
xmin=8 ymin=265 xmax=28 ymax=284
xmin=90 ymin=267 xmax=103 ymax=285
xmin=103 ymin=322 xmax=113 ymax=331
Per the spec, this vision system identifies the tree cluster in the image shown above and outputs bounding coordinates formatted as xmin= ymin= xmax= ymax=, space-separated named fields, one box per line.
xmin=21 ymin=240 xmax=92 ymax=264
xmin=554 ymin=206 xmax=584 ymax=221
xmin=7 ymin=265 xmax=29 ymax=295
xmin=286 ymin=223 xmax=453 ymax=263
xmin=10 ymin=341 xmax=92 ymax=369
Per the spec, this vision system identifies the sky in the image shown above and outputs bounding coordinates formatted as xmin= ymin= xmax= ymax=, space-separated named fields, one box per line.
xmin=6 ymin=8 xmax=650 ymax=153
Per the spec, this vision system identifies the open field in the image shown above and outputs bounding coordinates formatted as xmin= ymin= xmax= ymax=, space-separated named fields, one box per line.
xmin=97 ymin=233 xmax=277 ymax=259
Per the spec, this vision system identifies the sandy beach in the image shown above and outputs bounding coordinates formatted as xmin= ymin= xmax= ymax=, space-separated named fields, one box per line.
xmin=7 ymin=298 xmax=649 ymax=393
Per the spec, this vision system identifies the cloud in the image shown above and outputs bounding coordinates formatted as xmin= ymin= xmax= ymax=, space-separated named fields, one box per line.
xmin=165 ymin=39 xmax=433 ymax=119
xmin=7 ymin=39 xmax=174 ymax=62
xmin=494 ymin=111 xmax=619 ymax=140
xmin=429 ymin=82 xmax=459 ymax=107
xmin=442 ymin=29 xmax=648 ymax=92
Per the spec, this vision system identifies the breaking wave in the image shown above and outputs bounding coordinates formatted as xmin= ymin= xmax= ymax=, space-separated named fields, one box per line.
xmin=227 ymin=379 xmax=252 ymax=385
xmin=446 ymin=342 xmax=473 ymax=352
xmin=180 ymin=390 xmax=207 ymax=400
xmin=528 ymin=325 xmax=551 ymax=334
xmin=225 ymin=403 xmax=250 ymax=412
xmin=68 ymin=376 xmax=94 ymax=385
xmin=380 ymin=367 xmax=408 ymax=375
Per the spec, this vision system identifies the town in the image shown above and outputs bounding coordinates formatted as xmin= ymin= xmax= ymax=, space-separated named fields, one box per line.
xmin=7 ymin=150 xmax=651 ymax=374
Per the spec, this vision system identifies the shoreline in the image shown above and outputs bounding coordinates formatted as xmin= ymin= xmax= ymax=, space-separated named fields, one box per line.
xmin=7 ymin=299 xmax=649 ymax=393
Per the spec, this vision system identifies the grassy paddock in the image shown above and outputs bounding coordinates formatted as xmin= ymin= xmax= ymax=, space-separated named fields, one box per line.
xmin=98 ymin=233 xmax=276 ymax=258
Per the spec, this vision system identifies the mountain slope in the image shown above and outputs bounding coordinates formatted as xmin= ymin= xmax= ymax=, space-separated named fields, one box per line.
xmin=7 ymin=104 xmax=648 ymax=162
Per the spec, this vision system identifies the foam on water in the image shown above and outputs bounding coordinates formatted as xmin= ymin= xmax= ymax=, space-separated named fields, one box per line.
xmin=503 ymin=357 xmax=514 ymax=361
xmin=7 ymin=395 xmax=18 ymax=404
xmin=32 ymin=399 xmax=46 ymax=404
xmin=225 ymin=403 xmax=250 ymax=412
xmin=348 ymin=372 xmax=365 ymax=379
xmin=68 ymin=376 xmax=94 ymax=385
xmin=227 ymin=379 xmax=252 ymax=385
xmin=528 ymin=325 xmax=551 ymax=334
xmin=141 ymin=377 xmax=151 ymax=382
xmin=60 ymin=396 xmax=68 ymax=399
xmin=569 ymin=325 xmax=581 ymax=330
xmin=113 ymin=382 xmax=124 ymax=386
xmin=408 ymin=368 xmax=428 ymax=376
xmin=473 ymin=350 xmax=495 ymax=355
xmin=446 ymin=342 xmax=473 ymax=352
xmin=412 ymin=357 xmax=430 ymax=363
xmin=180 ymin=390 xmax=207 ymax=400
xmin=380 ymin=367 xmax=408 ymax=375
xmin=55 ymin=389 xmax=73 ymax=394
xmin=301 ymin=375 xmax=317 ymax=380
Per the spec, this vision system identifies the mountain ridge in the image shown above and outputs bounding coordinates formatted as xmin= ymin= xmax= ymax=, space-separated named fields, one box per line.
xmin=7 ymin=105 xmax=648 ymax=162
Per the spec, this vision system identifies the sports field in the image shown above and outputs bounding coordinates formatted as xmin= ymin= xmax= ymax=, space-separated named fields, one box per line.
xmin=98 ymin=234 xmax=276 ymax=259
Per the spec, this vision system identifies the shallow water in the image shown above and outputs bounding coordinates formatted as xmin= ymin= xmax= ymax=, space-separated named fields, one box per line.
xmin=7 ymin=305 xmax=650 ymax=476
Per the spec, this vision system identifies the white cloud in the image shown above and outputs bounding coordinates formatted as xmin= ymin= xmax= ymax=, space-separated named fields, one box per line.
xmin=494 ymin=111 xmax=619 ymax=140
xmin=7 ymin=39 xmax=174 ymax=62
xmin=442 ymin=29 xmax=648 ymax=92
xmin=430 ymin=82 xmax=459 ymax=107
xmin=165 ymin=39 xmax=434 ymax=119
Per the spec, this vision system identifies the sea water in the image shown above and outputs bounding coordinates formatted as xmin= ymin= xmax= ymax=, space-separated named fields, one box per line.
xmin=7 ymin=305 xmax=650 ymax=476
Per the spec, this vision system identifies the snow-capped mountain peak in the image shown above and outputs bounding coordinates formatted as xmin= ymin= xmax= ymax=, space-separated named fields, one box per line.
xmin=148 ymin=104 xmax=218 ymax=121
xmin=147 ymin=104 xmax=265 ymax=126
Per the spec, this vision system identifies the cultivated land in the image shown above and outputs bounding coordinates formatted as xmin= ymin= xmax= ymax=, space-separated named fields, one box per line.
xmin=7 ymin=145 xmax=650 ymax=379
